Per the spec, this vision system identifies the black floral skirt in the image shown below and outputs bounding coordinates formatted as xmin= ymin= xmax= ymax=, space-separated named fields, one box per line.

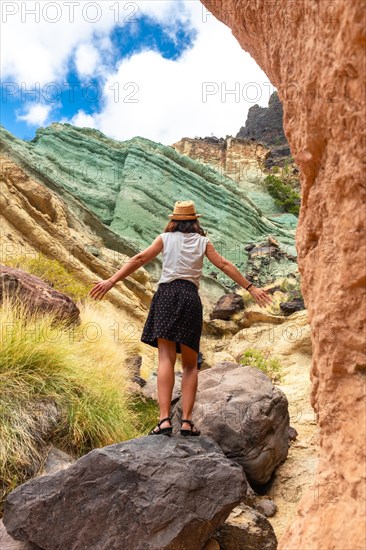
xmin=140 ymin=278 xmax=203 ymax=354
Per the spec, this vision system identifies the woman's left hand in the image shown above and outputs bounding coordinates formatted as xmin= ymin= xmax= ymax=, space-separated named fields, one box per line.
xmin=89 ymin=278 xmax=115 ymax=300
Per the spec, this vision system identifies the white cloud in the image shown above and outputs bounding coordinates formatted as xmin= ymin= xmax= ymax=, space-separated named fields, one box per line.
xmin=83 ymin=2 xmax=274 ymax=144
xmin=0 ymin=1 xmax=137 ymax=85
xmin=16 ymin=104 xmax=52 ymax=125
xmin=2 ymin=1 xmax=275 ymax=142
xmin=74 ymin=43 xmax=101 ymax=78
xmin=67 ymin=110 xmax=98 ymax=128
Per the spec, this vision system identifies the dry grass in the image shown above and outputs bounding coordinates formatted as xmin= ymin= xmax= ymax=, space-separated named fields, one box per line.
xmin=5 ymin=251 xmax=91 ymax=302
xmin=0 ymin=265 xmax=158 ymax=515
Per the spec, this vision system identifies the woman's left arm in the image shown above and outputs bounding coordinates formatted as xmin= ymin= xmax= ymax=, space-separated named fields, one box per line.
xmin=89 ymin=235 xmax=163 ymax=300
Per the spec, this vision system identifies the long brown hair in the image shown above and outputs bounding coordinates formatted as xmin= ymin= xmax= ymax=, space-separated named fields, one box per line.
xmin=162 ymin=219 xmax=207 ymax=236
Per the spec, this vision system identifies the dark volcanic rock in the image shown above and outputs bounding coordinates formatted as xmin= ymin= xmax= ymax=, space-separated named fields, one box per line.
xmin=0 ymin=519 xmax=35 ymax=550
xmin=172 ymin=362 xmax=290 ymax=485
xmin=214 ymin=505 xmax=277 ymax=550
xmin=289 ymin=426 xmax=298 ymax=441
xmin=280 ymin=298 xmax=305 ymax=315
xmin=210 ymin=292 xmax=245 ymax=320
xmin=0 ymin=264 xmax=80 ymax=325
xmin=124 ymin=354 xmax=142 ymax=377
xmin=236 ymin=91 xmax=286 ymax=147
xmin=253 ymin=498 xmax=278 ymax=518
xmin=264 ymin=143 xmax=293 ymax=169
xmin=39 ymin=446 xmax=75 ymax=476
xmin=3 ymin=436 xmax=247 ymax=550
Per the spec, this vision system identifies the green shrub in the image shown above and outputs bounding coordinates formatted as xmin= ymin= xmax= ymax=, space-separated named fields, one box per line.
xmin=263 ymin=174 xmax=301 ymax=215
xmin=239 ymin=348 xmax=283 ymax=383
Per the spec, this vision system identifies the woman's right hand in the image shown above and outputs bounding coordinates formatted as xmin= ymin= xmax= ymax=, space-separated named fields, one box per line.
xmin=247 ymin=285 xmax=273 ymax=308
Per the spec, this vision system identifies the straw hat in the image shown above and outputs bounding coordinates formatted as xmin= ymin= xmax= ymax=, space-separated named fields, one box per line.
xmin=168 ymin=200 xmax=202 ymax=220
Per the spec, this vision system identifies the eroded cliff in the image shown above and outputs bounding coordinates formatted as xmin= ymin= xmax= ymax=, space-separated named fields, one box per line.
xmin=0 ymin=154 xmax=152 ymax=319
xmin=199 ymin=1 xmax=366 ymax=549
xmin=1 ymin=124 xmax=298 ymax=297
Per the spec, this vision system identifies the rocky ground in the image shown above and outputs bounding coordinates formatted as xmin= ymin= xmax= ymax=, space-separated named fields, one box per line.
xmin=206 ymin=309 xmax=318 ymax=543
xmin=264 ymin=353 xmax=318 ymax=540
xmin=0 ymin=263 xmax=317 ymax=549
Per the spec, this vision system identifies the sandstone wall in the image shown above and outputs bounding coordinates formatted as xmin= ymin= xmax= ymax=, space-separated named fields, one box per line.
xmin=172 ymin=136 xmax=268 ymax=185
xmin=0 ymin=154 xmax=151 ymax=318
xmin=200 ymin=1 xmax=366 ymax=549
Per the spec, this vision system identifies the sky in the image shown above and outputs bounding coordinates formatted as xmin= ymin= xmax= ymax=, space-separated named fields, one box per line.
xmin=1 ymin=0 xmax=276 ymax=145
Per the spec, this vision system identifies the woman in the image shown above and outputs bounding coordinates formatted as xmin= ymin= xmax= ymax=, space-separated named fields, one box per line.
xmin=89 ymin=200 xmax=273 ymax=437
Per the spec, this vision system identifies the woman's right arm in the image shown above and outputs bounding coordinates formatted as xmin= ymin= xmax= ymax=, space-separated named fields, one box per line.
xmin=205 ymin=241 xmax=273 ymax=308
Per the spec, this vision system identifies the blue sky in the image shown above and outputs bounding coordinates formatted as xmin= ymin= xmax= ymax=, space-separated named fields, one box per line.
xmin=1 ymin=0 xmax=274 ymax=145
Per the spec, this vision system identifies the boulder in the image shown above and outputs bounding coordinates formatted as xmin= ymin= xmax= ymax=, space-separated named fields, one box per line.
xmin=0 ymin=265 xmax=80 ymax=325
xmin=279 ymin=298 xmax=305 ymax=316
xmin=288 ymin=426 xmax=298 ymax=441
xmin=253 ymin=498 xmax=278 ymax=518
xmin=172 ymin=362 xmax=289 ymax=484
xmin=210 ymin=293 xmax=245 ymax=320
xmin=1 ymin=446 xmax=75 ymax=550
xmin=214 ymin=504 xmax=277 ymax=550
xmin=0 ymin=520 xmax=33 ymax=550
xmin=124 ymin=355 xmax=146 ymax=387
xmin=3 ymin=436 xmax=247 ymax=550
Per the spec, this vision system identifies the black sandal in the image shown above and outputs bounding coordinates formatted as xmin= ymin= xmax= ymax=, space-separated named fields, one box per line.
xmin=180 ymin=418 xmax=201 ymax=436
xmin=148 ymin=416 xmax=173 ymax=436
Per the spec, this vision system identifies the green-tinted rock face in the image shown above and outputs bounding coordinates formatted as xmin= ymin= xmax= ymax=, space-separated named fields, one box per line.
xmin=0 ymin=123 xmax=298 ymax=289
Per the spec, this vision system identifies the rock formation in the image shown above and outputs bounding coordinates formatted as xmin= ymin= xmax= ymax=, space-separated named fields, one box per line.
xmin=200 ymin=1 xmax=366 ymax=549
xmin=236 ymin=91 xmax=287 ymax=146
xmin=0 ymin=153 xmax=153 ymax=317
xmin=0 ymin=124 xmax=298 ymax=296
xmin=171 ymin=135 xmax=284 ymax=217
xmin=0 ymin=264 xmax=80 ymax=325
xmin=214 ymin=504 xmax=278 ymax=550
xmin=0 ymin=446 xmax=75 ymax=550
xmin=172 ymin=93 xmax=299 ymax=211
xmin=172 ymin=135 xmax=268 ymax=185
xmin=209 ymin=292 xmax=245 ymax=320
xmin=279 ymin=298 xmax=305 ymax=316
xmin=244 ymin=237 xmax=298 ymax=287
xmin=3 ymin=436 xmax=247 ymax=550
xmin=172 ymin=362 xmax=290 ymax=485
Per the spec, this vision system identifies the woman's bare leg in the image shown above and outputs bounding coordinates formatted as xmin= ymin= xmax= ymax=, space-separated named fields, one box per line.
xmin=156 ymin=338 xmax=176 ymax=429
xmin=180 ymin=343 xmax=198 ymax=430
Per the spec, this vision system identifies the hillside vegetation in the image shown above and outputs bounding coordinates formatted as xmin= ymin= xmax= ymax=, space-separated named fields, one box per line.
xmin=0 ymin=258 xmax=158 ymax=515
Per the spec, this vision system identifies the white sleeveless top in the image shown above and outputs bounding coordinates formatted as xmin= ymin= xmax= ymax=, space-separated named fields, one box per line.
xmin=158 ymin=232 xmax=210 ymax=289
